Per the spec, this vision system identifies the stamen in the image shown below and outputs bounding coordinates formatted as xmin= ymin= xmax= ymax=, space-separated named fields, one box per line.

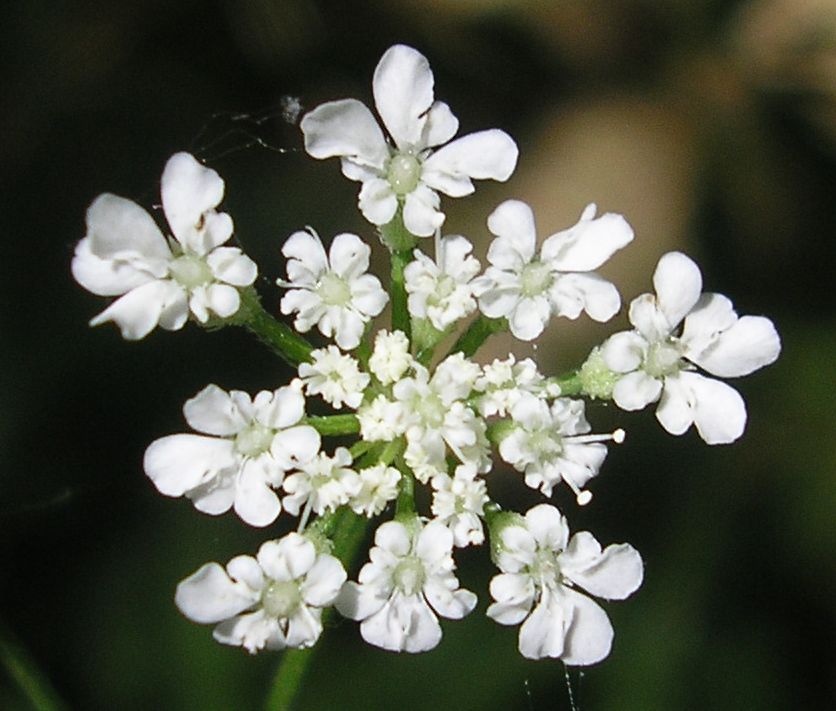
xmin=297 ymin=498 xmax=313 ymax=532
xmin=567 ymin=428 xmax=625 ymax=445
xmin=562 ymin=473 xmax=593 ymax=506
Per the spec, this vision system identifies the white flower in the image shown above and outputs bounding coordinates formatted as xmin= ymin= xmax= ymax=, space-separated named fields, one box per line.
xmin=473 ymin=200 xmax=634 ymax=340
xmin=404 ymin=234 xmax=480 ymax=330
xmin=298 ymin=345 xmax=370 ymax=409
xmin=336 ymin=518 xmax=476 ymax=652
xmin=72 ymin=152 xmax=257 ymax=339
xmin=498 ymin=393 xmax=624 ymax=504
xmin=175 ymin=533 xmax=346 ymax=653
xmin=368 ymin=330 xmax=414 ymax=385
xmin=430 ymin=463 xmax=489 ymax=547
xmin=300 ymin=44 xmax=518 ymax=237
xmin=350 ymin=463 xmax=402 ymax=517
xmin=278 ymin=229 xmax=388 ymax=350
xmin=600 ymin=251 xmax=781 ymax=444
xmin=143 ymin=383 xmax=320 ymax=526
xmin=357 ymin=394 xmax=406 ymax=443
xmin=487 ymin=504 xmax=643 ymax=664
xmin=393 ymin=354 xmax=487 ymax=482
xmin=474 ymin=354 xmax=547 ymax=418
xmin=282 ymin=447 xmax=361 ymax=518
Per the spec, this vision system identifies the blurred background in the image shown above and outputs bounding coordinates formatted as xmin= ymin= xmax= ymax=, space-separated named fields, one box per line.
xmin=1 ymin=0 xmax=834 ymax=709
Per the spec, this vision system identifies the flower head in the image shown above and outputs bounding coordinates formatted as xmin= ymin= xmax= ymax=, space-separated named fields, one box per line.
xmin=405 ymin=234 xmax=480 ymax=330
xmin=337 ymin=518 xmax=476 ymax=652
xmin=297 ymin=345 xmax=370 ymax=409
xmin=143 ymin=383 xmax=320 ymax=526
xmin=72 ymin=152 xmax=257 ymax=339
xmin=430 ymin=463 xmax=489 ymax=547
xmin=282 ymin=447 xmax=361 ymax=519
xmin=487 ymin=504 xmax=643 ymax=664
xmin=497 ymin=393 xmax=624 ymax=503
xmin=300 ymin=44 xmax=518 ymax=237
xmin=278 ymin=229 xmax=388 ymax=350
xmin=601 ymin=251 xmax=781 ymax=444
xmin=175 ymin=533 xmax=346 ymax=653
xmin=473 ymin=200 xmax=633 ymax=340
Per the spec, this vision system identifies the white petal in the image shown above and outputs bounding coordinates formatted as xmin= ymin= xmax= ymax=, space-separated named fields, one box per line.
xmin=203 ymin=283 xmax=240 ymax=318
xmin=161 ymin=152 xmax=226 ymax=245
xmin=421 ymin=101 xmax=459 ymax=147
xmin=183 ymin=384 xmax=247 ymax=435
xmin=83 ymin=193 xmax=170 ymax=267
xmin=628 ymin=294 xmax=673 ymax=342
xmin=679 ymin=371 xmax=747 ymax=444
xmin=542 ymin=206 xmax=633 ymax=272
xmin=560 ymin=534 xmax=643 ymax=601
xmin=374 ymin=520 xmax=411 ymax=556
xmin=652 ymin=251 xmax=703 ymax=329
xmin=361 ymin=594 xmax=442 ymax=653
xmin=424 ymin=580 xmax=476 ymax=620
xmin=373 ymin=44 xmax=434 ymax=149
xmin=612 ymin=371 xmax=662 ymax=410
xmin=486 ymin=200 xmax=537 ymax=264
xmin=525 ymin=504 xmax=569 ymax=551
xmin=655 ymin=374 xmax=695 ymax=436
xmin=601 ymin=331 xmax=647 ymax=373
xmin=72 ymin=238 xmax=155 ymax=297
xmin=358 ymin=178 xmax=398 ymax=226
xmin=227 ymin=555 xmax=264 ymax=592
xmin=329 ymin=233 xmax=370 ymax=280
xmin=560 ymin=587 xmax=614 ymax=666
xmin=486 ymin=573 xmax=535 ymax=625
xmin=258 ymin=534 xmax=316 ymax=582
xmin=282 ymin=230 xmax=328 ymax=281
xmin=270 ymin=426 xmax=321 ymax=470
xmin=257 ymin=386 xmax=305 ymax=429
xmin=175 ymin=562 xmax=255 ymax=624
xmin=301 ymin=555 xmax=347 ymax=607
xmin=508 ymin=296 xmax=550 ymax=341
xmin=688 ymin=313 xmax=781 ymax=378
xmin=415 ymin=521 xmax=454 ymax=567
xmin=518 ymin=596 xmax=567 ymax=660
xmin=301 ymin=99 xmax=389 ymax=170
xmin=679 ymin=293 xmax=737 ymax=356
xmin=335 ymin=580 xmax=387 ymax=621
xmin=233 ymin=463 xmax=282 ymax=527
xmin=89 ymin=279 xmax=185 ymax=339
xmin=206 ymin=247 xmax=257 ymax=287
xmin=422 ymin=129 xmax=518 ymax=196
xmin=143 ymin=434 xmax=237 ymax=497
xmin=549 ymin=272 xmax=621 ymax=322
xmin=403 ymin=184 xmax=443 ymax=237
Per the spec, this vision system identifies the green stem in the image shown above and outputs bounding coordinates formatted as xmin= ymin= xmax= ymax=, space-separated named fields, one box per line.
xmin=0 ymin=620 xmax=68 ymax=711
xmin=448 ymin=315 xmax=507 ymax=359
xmin=390 ymin=249 xmax=412 ymax=339
xmin=548 ymin=372 xmax=583 ymax=397
xmin=304 ymin=414 xmax=360 ymax=436
xmin=265 ymin=507 xmax=370 ymax=710
xmin=236 ymin=288 xmax=313 ymax=366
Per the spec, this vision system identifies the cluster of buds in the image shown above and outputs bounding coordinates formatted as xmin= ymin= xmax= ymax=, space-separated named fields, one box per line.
xmin=72 ymin=45 xmax=780 ymax=664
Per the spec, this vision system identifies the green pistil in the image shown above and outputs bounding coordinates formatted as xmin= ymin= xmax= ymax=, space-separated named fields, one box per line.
xmin=387 ymin=153 xmax=422 ymax=195
xmin=261 ymin=580 xmax=302 ymax=619
xmin=169 ymin=254 xmax=213 ymax=288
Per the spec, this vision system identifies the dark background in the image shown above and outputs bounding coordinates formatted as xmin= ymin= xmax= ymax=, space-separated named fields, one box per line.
xmin=1 ymin=1 xmax=835 ymax=709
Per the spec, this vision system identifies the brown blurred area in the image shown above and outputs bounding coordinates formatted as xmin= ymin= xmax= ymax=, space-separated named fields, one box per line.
xmin=1 ymin=1 xmax=834 ymax=710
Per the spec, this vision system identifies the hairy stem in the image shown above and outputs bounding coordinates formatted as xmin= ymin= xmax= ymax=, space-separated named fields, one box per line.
xmin=236 ymin=288 xmax=313 ymax=366
xmin=448 ymin=315 xmax=507 ymax=359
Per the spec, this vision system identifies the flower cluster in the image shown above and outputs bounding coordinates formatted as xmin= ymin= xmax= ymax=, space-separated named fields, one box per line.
xmin=73 ymin=44 xmax=781 ymax=668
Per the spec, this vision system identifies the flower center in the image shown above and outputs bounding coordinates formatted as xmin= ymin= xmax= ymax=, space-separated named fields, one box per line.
xmin=415 ymin=392 xmax=445 ymax=428
xmin=527 ymin=428 xmax=563 ymax=459
xmin=234 ymin=423 xmax=274 ymax=457
xmin=317 ymin=272 xmax=352 ymax=306
xmin=261 ymin=579 xmax=302 ymax=618
xmin=387 ymin=153 xmax=422 ymax=195
xmin=520 ymin=261 xmax=553 ymax=297
xmin=169 ymin=254 xmax=213 ymax=289
xmin=392 ymin=556 xmax=426 ymax=596
xmin=528 ymin=549 xmax=561 ymax=588
xmin=431 ymin=275 xmax=456 ymax=303
xmin=644 ymin=340 xmax=683 ymax=378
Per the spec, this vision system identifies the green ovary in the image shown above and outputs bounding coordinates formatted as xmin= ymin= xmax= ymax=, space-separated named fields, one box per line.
xmin=262 ymin=580 xmax=302 ymax=618
xmin=169 ymin=255 xmax=213 ymax=289
xmin=387 ymin=153 xmax=422 ymax=195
